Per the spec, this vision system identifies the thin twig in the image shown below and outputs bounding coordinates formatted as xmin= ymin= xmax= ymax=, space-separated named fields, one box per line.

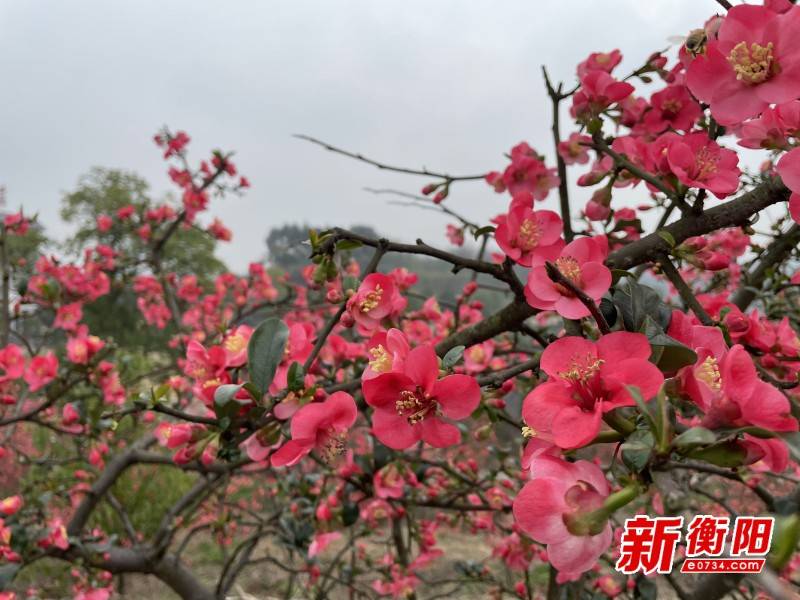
xmin=658 ymin=254 xmax=714 ymax=326
xmin=295 ymin=134 xmax=486 ymax=182
xmin=544 ymin=262 xmax=611 ymax=334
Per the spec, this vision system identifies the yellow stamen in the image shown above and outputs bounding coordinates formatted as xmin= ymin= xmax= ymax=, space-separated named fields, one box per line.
xmin=368 ymin=344 xmax=392 ymax=373
xmin=696 ymin=356 xmax=722 ymax=391
xmin=517 ymin=218 xmax=541 ymax=251
xmin=728 ymin=41 xmax=776 ymax=85
xmin=359 ymin=285 xmax=383 ymax=313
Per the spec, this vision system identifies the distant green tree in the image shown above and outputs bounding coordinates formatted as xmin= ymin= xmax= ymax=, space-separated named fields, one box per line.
xmin=60 ymin=168 xmax=228 ymax=350
xmin=61 ymin=168 xmax=225 ymax=279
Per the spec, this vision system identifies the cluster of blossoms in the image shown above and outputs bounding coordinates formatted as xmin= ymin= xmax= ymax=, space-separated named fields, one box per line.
xmin=8 ymin=2 xmax=800 ymax=599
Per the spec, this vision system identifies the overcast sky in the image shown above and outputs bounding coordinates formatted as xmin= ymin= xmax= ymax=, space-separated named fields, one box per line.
xmin=0 ymin=1 xmax=723 ymax=271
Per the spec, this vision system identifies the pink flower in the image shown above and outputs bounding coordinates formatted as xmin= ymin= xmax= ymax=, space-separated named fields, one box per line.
xmin=666 ymin=133 xmax=740 ymax=198
xmin=95 ymin=215 xmax=113 ymax=233
xmin=0 ymin=496 xmax=22 ymax=516
xmin=557 ymin=133 xmax=592 ymax=166
xmin=362 ymin=345 xmax=480 ymax=450
xmin=674 ymin=335 xmax=797 ymax=433
xmin=24 ymin=352 xmax=58 ymax=392
xmin=62 ymin=403 xmax=80 ymax=426
xmin=513 ymin=455 xmax=611 ymax=579
xmin=736 ymin=103 xmax=796 ymax=150
xmin=373 ymin=463 xmax=417 ymax=499
xmin=271 ymin=392 xmax=358 ymax=467
xmin=641 ymin=84 xmax=702 ymax=133
xmin=116 ymin=205 xmax=135 ymax=220
xmin=464 ymin=341 xmax=495 ymax=374
xmin=363 ymin=328 xmax=410 ymax=381
xmin=53 ymin=302 xmax=83 ymax=331
xmin=445 ymin=224 xmax=464 ymax=247
xmin=577 ymin=49 xmax=622 ymax=78
xmin=741 ymin=435 xmax=790 ymax=472
xmin=241 ymin=426 xmax=280 ymax=462
xmin=522 ymin=332 xmax=664 ymax=448
xmin=571 ymin=71 xmax=634 ymax=122
xmin=524 ymin=236 xmax=611 ymax=319
xmin=346 ymin=273 xmax=398 ymax=330
xmin=308 ymin=531 xmax=342 ymax=558
xmin=0 ymin=345 xmax=25 ymax=382
xmin=776 ymin=147 xmax=800 ymax=224
xmin=207 ymin=218 xmax=232 ymax=241
xmin=40 ymin=518 xmax=69 ymax=550
xmin=221 ymin=325 xmax=252 ymax=368
xmin=154 ymin=422 xmax=196 ymax=449
xmin=686 ymin=4 xmax=800 ymax=125
xmin=494 ymin=204 xmax=564 ymax=267
xmin=271 ymin=322 xmax=314 ymax=393
xmin=502 ymin=143 xmax=560 ymax=200
xmin=66 ymin=333 xmax=104 ymax=365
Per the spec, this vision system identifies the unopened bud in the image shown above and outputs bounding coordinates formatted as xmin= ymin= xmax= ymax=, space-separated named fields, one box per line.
xmin=326 ymin=289 xmax=343 ymax=304
xmin=340 ymin=312 xmax=355 ymax=328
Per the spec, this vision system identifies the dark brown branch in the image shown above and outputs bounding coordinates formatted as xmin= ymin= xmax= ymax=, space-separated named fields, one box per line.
xmin=731 ymin=223 xmax=800 ymax=310
xmin=542 ymin=66 xmax=574 ymax=242
xmin=477 ymin=357 xmax=539 ymax=388
xmin=591 ymin=134 xmax=680 ymax=202
xmin=318 ymin=227 xmax=524 ymax=295
xmin=68 ymin=436 xmax=157 ymax=537
xmin=606 ymin=177 xmax=790 ymax=270
xmin=658 ymin=254 xmax=714 ymax=326
xmin=435 ymin=301 xmax=536 ymax=355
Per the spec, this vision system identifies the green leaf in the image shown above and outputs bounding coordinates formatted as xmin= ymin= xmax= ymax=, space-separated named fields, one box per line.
xmin=247 ymin=317 xmax=290 ymax=396
xmin=335 ymin=239 xmax=363 ymax=251
xmin=613 ymin=279 xmax=671 ymax=332
xmin=642 ymin=316 xmax=697 ymax=371
xmin=656 ymin=230 xmax=676 ymax=248
xmin=587 ymin=117 xmax=603 ymax=135
xmin=599 ymin=298 xmax=617 ymax=328
xmin=342 ymin=502 xmax=360 ymax=527
xmin=287 ymin=362 xmax=305 ymax=392
xmin=626 ymin=385 xmax=658 ymax=434
xmin=611 ymin=269 xmax=632 ymax=285
xmin=152 ymin=383 xmax=170 ymax=401
xmin=214 ymin=383 xmax=248 ymax=424
xmin=673 ymin=426 xmax=716 ymax=451
xmin=214 ymin=383 xmax=244 ymax=407
xmin=621 ymin=429 xmax=655 ymax=472
xmin=686 ymin=440 xmax=747 ymax=467
xmin=442 ymin=345 xmax=466 ymax=370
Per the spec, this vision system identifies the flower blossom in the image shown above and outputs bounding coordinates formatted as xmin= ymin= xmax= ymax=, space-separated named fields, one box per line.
xmin=522 ymin=332 xmax=664 ymax=448
xmin=271 ymin=391 xmax=358 ymax=467
xmin=687 ymin=4 xmax=800 ymax=125
xmin=513 ymin=455 xmax=612 ymax=581
xmin=362 ymin=345 xmax=480 ymax=449
xmin=524 ymin=236 xmax=611 ymax=319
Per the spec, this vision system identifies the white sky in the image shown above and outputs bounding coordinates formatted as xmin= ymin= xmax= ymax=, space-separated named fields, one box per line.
xmin=0 ymin=0 xmax=732 ymax=271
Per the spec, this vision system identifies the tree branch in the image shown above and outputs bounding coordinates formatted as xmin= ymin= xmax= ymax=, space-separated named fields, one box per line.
xmin=295 ymin=134 xmax=486 ymax=182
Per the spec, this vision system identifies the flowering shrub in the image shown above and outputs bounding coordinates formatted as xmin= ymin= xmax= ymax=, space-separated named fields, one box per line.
xmin=5 ymin=2 xmax=800 ymax=599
